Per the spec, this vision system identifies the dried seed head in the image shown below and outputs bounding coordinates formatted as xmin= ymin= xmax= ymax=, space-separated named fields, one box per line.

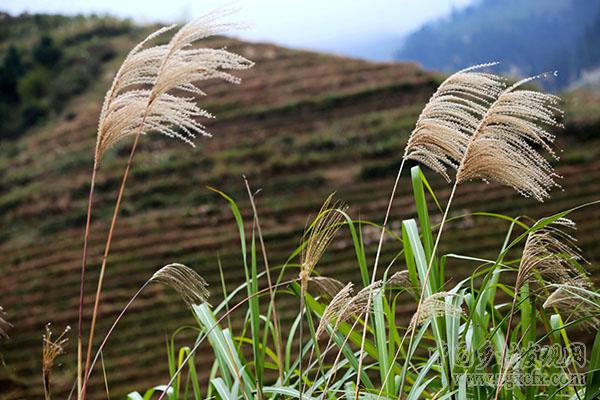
xmin=316 ymin=280 xmax=385 ymax=338
xmin=387 ymin=270 xmax=414 ymax=294
xmin=95 ymin=10 xmax=253 ymax=163
xmin=308 ymin=276 xmax=346 ymax=299
xmin=404 ymin=63 xmax=506 ymax=181
xmin=456 ymin=72 xmax=562 ymax=201
xmin=543 ymin=285 xmax=600 ymax=330
xmin=350 ymin=280 xmax=384 ymax=314
xmin=516 ymin=218 xmax=588 ymax=290
xmin=300 ymin=194 xmax=347 ymax=285
xmin=316 ymin=282 xmax=354 ymax=338
xmin=151 ymin=263 xmax=210 ymax=306
xmin=0 ymin=306 xmax=11 ymax=338
xmin=410 ymin=292 xmax=462 ymax=327
xmin=42 ymin=323 xmax=70 ymax=399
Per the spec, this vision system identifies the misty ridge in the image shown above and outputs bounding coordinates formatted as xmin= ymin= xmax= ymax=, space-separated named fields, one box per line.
xmin=394 ymin=0 xmax=600 ymax=90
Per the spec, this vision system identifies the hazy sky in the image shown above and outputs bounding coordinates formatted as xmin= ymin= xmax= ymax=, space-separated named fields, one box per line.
xmin=2 ymin=0 xmax=476 ymax=52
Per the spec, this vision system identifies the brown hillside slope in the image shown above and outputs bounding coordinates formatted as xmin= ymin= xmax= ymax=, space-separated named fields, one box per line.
xmin=1 ymin=23 xmax=600 ymax=399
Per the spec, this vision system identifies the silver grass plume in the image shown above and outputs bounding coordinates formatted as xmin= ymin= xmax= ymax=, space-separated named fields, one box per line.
xmin=308 ymin=276 xmax=346 ymax=299
xmin=516 ymin=218 xmax=589 ymax=291
xmin=150 ymin=263 xmax=210 ymax=306
xmin=347 ymin=280 xmax=384 ymax=316
xmin=0 ymin=306 xmax=11 ymax=338
xmin=456 ymin=72 xmax=562 ymax=201
xmin=316 ymin=280 xmax=383 ymax=338
xmin=42 ymin=323 xmax=70 ymax=400
xmin=404 ymin=63 xmax=506 ymax=182
xmin=94 ymin=9 xmax=253 ymax=162
xmin=387 ymin=270 xmax=414 ymax=294
xmin=316 ymin=282 xmax=354 ymax=338
xmin=299 ymin=194 xmax=347 ymax=288
xmin=410 ymin=292 xmax=462 ymax=327
xmin=543 ymin=285 xmax=600 ymax=330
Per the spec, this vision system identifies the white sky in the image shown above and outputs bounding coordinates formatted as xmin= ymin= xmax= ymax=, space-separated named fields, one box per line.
xmin=1 ymin=0 xmax=475 ymax=51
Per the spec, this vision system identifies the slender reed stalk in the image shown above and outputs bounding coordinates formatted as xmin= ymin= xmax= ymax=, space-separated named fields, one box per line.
xmin=353 ymin=158 xmax=405 ymax=398
xmin=243 ymin=177 xmax=284 ymax=382
xmin=397 ymin=181 xmax=457 ymax=398
xmin=83 ymin=131 xmax=142 ymax=399
xmin=298 ymin=195 xmax=346 ymax=398
xmin=77 ymin=162 xmax=96 ymax=400
xmin=79 ymin=12 xmax=251 ymax=399
xmin=82 ymin=263 xmax=208 ymax=394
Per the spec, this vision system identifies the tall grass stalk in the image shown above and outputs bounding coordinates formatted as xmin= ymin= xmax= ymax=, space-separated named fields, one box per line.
xmin=243 ymin=178 xmax=284 ymax=382
xmin=353 ymin=158 xmax=405 ymax=399
xmin=77 ymin=162 xmax=97 ymax=400
xmin=82 ymin=131 xmax=143 ymax=400
xmin=78 ymin=11 xmax=251 ymax=399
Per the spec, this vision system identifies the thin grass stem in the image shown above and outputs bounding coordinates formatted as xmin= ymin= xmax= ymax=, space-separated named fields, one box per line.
xmin=354 ymin=158 xmax=405 ymax=398
xmin=82 ymin=127 xmax=144 ymax=400
xmin=77 ymin=161 xmax=97 ymax=400
xmin=397 ymin=180 xmax=458 ymax=399
xmin=244 ymin=177 xmax=284 ymax=382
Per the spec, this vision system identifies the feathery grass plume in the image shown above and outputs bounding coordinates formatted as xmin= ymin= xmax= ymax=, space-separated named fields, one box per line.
xmin=316 ymin=282 xmax=354 ymax=338
xmin=404 ymin=63 xmax=506 ymax=181
xmin=0 ymin=306 xmax=11 ymax=338
xmin=351 ymin=280 xmax=384 ymax=312
xmin=150 ymin=263 xmax=210 ymax=306
xmin=516 ymin=218 xmax=588 ymax=291
xmin=298 ymin=195 xmax=346 ymax=398
xmin=410 ymin=292 xmax=462 ymax=327
xmin=387 ymin=270 xmax=414 ymax=294
xmin=43 ymin=324 xmax=70 ymax=400
xmin=299 ymin=194 xmax=347 ymax=288
xmin=82 ymin=13 xmax=253 ymax=398
xmin=94 ymin=9 xmax=253 ymax=162
xmin=543 ymin=285 xmax=600 ymax=330
xmin=456 ymin=72 xmax=563 ymax=201
xmin=315 ymin=280 xmax=383 ymax=339
xmin=308 ymin=276 xmax=346 ymax=299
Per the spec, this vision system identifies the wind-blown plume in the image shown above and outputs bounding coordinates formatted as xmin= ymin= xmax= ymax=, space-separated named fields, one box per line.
xmin=94 ymin=9 xmax=253 ymax=162
xmin=544 ymin=285 xmax=600 ymax=330
xmin=456 ymin=73 xmax=562 ymax=201
xmin=309 ymin=276 xmax=346 ymax=299
xmin=516 ymin=218 xmax=588 ymax=290
xmin=315 ymin=280 xmax=383 ymax=339
xmin=299 ymin=194 xmax=347 ymax=287
xmin=387 ymin=270 xmax=414 ymax=294
xmin=150 ymin=263 xmax=210 ymax=306
xmin=410 ymin=292 xmax=462 ymax=327
xmin=316 ymin=282 xmax=354 ymax=338
xmin=43 ymin=324 xmax=70 ymax=400
xmin=404 ymin=63 xmax=506 ymax=181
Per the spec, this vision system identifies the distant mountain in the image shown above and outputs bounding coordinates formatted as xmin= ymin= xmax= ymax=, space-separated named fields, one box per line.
xmin=395 ymin=0 xmax=600 ymax=89
xmin=320 ymin=32 xmax=404 ymax=61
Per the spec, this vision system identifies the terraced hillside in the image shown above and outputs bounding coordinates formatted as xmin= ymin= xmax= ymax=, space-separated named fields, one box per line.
xmin=1 ymin=15 xmax=600 ymax=399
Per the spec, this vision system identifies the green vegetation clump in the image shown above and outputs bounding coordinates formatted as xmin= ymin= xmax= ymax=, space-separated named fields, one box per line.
xmin=0 ymin=14 xmax=131 ymax=139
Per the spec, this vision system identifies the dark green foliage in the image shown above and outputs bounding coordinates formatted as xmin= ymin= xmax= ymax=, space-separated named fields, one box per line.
xmin=32 ymin=35 xmax=62 ymax=67
xmin=0 ymin=14 xmax=124 ymax=140
xmin=0 ymin=46 xmax=24 ymax=103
